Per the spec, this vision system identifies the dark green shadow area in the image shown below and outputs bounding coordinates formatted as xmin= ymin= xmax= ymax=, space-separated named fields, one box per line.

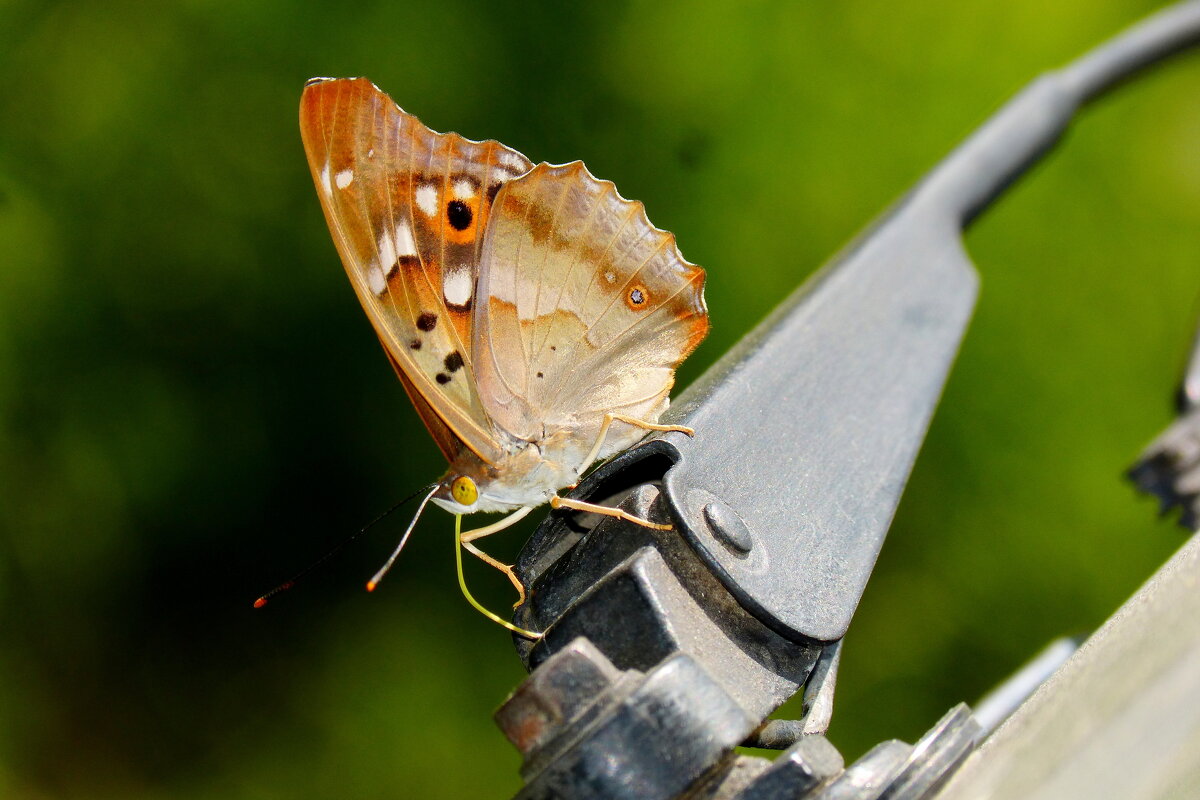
xmin=0 ymin=1 xmax=1196 ymax=796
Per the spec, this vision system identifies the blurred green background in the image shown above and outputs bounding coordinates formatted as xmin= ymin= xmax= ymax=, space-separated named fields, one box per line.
xmin=1 ymin=0 xmax=1197 ymax=797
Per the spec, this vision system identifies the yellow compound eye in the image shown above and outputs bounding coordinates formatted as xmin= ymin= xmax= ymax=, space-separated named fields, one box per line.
xmin=451 ymin=476 xmax=478 ymax=506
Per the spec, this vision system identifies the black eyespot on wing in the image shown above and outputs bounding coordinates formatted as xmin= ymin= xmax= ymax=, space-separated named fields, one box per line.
xmin=417 ymin=312 xmax=438 ymax=331
xmin=444 ymin=351 xmax=463 ymax=372
xmin=436 ymin=373 xmax=451 ymax=385
xmin=536 ymin=371 xmax=543 ymax=378
xmin=409 ymin=339 xmax=422 ymax=350
xmin=447 ymin=200 xmax=472 ymax=231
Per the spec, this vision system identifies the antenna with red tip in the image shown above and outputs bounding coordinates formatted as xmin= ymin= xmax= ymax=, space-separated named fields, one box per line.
xmin=365 ymin=484 xmax=438 ymax=592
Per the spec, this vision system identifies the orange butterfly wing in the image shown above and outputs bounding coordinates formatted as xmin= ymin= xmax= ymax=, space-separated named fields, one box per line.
xmin=299 ymin=78 xmax=533 ymax=465
xmin=474 ymin=162 xmax=709 ymax=446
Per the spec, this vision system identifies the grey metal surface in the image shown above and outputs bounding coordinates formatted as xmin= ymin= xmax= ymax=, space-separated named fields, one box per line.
xmin=513 ymin=484 xmax=824 ymax=725
xmin=1182 ymin=318 xmax=1200 ymax=410
xmin=737 ymin=736 xmax=845 ymax=799
xmin=795 ymin=706 xmax=979 ymax=800
xmin=655 ymin=219 xmax=978 ymax=643
xmin=877 ymin=706 xmax=979 ymax=800
xmin=741 ymin=640 xmax=841 ymax=749
xmin=970 ymin=637 xmax=1080 ymax=736
xmin=817 ymin=742 xmax=913 ymax=800
xmin=496 ymin=632 xmax=979 ymax=800
xmin=801 ymin=641 xmax=842 ymax=735
xmin=502 ymin=487 xmax=981 ymax=799
xmin=563 ymin=69 xmax=1097 ymax=645
xmin=933 ymin=533 xmax=1200 ymax=800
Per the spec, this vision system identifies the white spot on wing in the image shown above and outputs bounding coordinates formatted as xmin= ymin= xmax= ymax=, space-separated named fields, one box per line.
xmin=319 ymin=161 xmax=333 ymax=195
xmin=604 ymin=270 xmax=616 ymax=284
xmin=377 ymin=230 xmax=397 ymax=279
xmin=415 ymin=184 xmax=439 ymax=217
xmin=367 ymin=265 xmax=386 ymax=295
xmin=443 ymin=267 xmax=473 ymax=307
xmin=394 ymin=220 xmax=416 ymax=260
xmin=335 ymin=169 xmax=353 ymax=190
xmin=453 ymin=179 xmax=476 ymax=200
xmin=498 ymin=152 xmax=526 ymax=171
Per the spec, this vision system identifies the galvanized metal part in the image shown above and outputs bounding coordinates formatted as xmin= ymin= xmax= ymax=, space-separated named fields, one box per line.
xmin=741 ymin=640 xmax=841 ymax=749
xmin=876 ymin=705 xmax=980 ymax=800
xmin=817 ymin=742 xmax=913 ymax=800
xmin=971 ymin=637 xmax=1080 ymax=736
xmin=497 ymin=635 xmax=979 ymax=800
xmin=734 ymin=735 xmax=845 ymax=799
xmin=801 ymin=640 xmax=842 ymax=736
xmin=804 ymin=705 xmax=979 ymax=800
xmin=1181 ymin=318 xmax=1200 ymax=411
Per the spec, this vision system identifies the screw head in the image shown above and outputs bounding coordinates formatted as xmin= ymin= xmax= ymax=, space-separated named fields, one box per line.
xmin=702 ymin=500 xmax=754 ymax=554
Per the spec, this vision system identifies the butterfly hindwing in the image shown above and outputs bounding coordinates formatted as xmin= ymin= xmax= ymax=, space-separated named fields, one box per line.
xmin=300 ymin=78 xmax=533 ymax=465
xmin=473 ymin=162 xmax=709 ymax=449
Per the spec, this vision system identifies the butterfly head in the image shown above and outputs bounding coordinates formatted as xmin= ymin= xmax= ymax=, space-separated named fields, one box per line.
xmin=428 ymin=474 xmax=477 ymax=514
xmin=432 ymin=465 xmax=520 ymax=515
xmin=430 ymin=451 xmax=550 ymax=514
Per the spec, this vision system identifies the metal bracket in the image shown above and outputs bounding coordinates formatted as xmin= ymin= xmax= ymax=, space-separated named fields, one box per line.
xmin=497 ymin=636 xmax=979 ymax=800
xmin=494 ymin=5 xmax=1200 ymax=798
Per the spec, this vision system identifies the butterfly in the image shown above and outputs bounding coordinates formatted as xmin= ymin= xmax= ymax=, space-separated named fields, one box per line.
xmin=299 ymin=77 xmax=709 ymax=637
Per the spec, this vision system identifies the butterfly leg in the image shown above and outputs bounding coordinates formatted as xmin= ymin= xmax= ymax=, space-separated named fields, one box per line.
xmin=461 ymin=540 xmax=527 ymax=607
xmin=459 ymin=506 xmax=533 ymax=543
xmin=459 ymin=507 xmax=534 ymax=609
xmin=572 ymin=413 xmax=696 ymax=488
xmin=550 ymin=495 xmax=673 ymax=531
xmin=455 ymin=514 xmax=542 ymax=640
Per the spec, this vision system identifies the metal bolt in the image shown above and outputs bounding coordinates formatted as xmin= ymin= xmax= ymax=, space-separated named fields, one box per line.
xmin=703 ymin=500 xmax=754 ymax=554
xmin=494 ymin=637 xmax=619 ymax=758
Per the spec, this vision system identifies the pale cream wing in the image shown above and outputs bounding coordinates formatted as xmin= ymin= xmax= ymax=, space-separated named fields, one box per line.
xmin=300 ymin=77 xmax=533 ymax=465
xmin=473 ymin=162 xmax=709 ymax=444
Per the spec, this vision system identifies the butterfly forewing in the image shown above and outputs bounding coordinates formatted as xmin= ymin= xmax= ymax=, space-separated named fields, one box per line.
xmin=474 ymin=162 xmax=709 ymax=444
xmin=300 ymin=78 xmax=533 ymax=465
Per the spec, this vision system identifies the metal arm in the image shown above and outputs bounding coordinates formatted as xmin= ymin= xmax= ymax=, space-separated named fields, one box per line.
xmin=494 ymin=5 xmax=1200 ymax=799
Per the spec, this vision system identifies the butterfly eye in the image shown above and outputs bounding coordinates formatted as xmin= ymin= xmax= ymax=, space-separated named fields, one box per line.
xmin=451 ymin=476 xmax=478 ymax=506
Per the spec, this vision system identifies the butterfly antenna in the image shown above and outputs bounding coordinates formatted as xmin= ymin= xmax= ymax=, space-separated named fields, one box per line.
xmin=253 ymin=482 xmax=438 ymax=608
xmin=365 ymin=484 xmax=439 ymax=592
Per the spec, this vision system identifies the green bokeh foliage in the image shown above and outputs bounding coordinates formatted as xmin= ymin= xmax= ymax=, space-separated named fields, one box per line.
xmin=0 ymin=1 xmax=1197 ymax=797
